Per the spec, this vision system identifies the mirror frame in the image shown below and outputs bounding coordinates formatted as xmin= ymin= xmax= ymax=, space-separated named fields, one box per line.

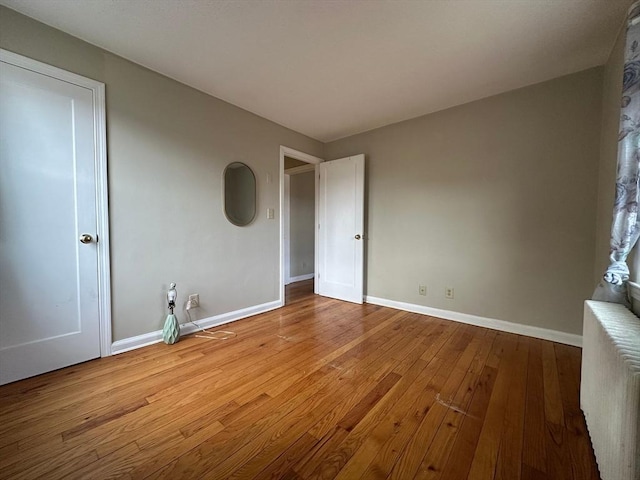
xmin=223 ymin=162 xmax=257 ymax=227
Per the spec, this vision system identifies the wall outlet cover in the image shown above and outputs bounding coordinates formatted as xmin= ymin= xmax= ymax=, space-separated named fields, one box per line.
xmin=188 ymin=294 xmax=199 ymax=307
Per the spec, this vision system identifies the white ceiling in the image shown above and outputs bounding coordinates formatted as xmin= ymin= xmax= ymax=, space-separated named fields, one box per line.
xmin=1 ymin=0 xmax=630 ymax=142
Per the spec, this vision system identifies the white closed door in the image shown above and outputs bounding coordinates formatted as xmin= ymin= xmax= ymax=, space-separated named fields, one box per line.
xmin=317 ymin=154 xmax=365 ymax=304
xmin=0 ymin=54 xmax=104 ymax=385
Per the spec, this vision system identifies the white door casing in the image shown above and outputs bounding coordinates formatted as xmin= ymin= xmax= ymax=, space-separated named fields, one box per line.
xmin=317 ymin=154 xmax=365 ymax=304
xmin=284 ymin=174 xmax=291 ymax=285
xmin=278 ymin=146 xmax=323 ymax=304
xmin=0 ymin=50 xmax=110 ymax=385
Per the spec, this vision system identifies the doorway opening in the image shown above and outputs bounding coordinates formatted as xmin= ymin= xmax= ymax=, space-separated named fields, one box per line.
xmin=284 ymin=278 xmax=315 ymax=306
xmin=279 ymin=146 xmax=323 ymax=306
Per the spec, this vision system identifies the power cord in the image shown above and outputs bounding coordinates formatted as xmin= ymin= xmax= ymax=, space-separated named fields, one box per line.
xmin=185 ymin=302 xmax=237 ymax=341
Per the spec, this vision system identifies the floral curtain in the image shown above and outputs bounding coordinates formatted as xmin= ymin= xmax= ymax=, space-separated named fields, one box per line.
xmin=593 ymin=1 xmax=640 ymax=305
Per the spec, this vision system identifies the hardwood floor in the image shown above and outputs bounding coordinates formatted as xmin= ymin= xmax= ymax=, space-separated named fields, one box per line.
xmin=0 ymin=280 xmax=600 ymax=479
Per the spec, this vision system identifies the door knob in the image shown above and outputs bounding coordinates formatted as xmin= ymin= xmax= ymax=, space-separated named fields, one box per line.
xmin=355 ymin=234 xmax=361 ymax=240
xmin=79 ymin=234 xmax=93 ymax=244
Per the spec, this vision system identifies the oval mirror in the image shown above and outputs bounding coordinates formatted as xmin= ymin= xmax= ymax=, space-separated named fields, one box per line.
xmin=224 ymin=162 xmax=256 ymax=226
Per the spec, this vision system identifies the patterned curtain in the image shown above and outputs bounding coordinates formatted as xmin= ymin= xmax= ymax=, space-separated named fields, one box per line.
xmin=593 ymin=2 xmax=640 ymax=305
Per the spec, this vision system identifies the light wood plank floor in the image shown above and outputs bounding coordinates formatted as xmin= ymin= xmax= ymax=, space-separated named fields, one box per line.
xmin=0 ymin=280 xmax=599 ymax=479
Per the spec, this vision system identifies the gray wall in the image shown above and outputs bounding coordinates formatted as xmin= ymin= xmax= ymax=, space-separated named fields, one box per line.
xmin=325 ymin=68 xmax=603 ymax=335
xmin=0 ymin=6 xmax=323 ymax=341
xmin=594 ymin=22 xmax=626 ymax=284
xmin=0 ymin=5 xmax=614 ymax=340
xmin=289 ymin=171 xmax=315 ymax=278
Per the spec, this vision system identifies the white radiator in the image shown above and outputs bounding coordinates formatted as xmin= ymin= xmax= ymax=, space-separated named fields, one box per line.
xmin=582 ymin=301 xmax=640 ymax=480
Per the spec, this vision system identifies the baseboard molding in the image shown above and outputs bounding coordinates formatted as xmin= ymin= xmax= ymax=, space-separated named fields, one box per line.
xmin=287 ymin=273 xmax=314 ymax=284
xmin=365 ymin=296 xmax=582 ymax=347
xmin=111 ymin=294 xmax=582 ymax=354
xmin=111 ymin=300 xmax=282 ymax=355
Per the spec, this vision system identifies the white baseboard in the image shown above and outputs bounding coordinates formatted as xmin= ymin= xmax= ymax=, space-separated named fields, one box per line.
xmin=287 ymin=273 xmax=314 ymax=284
xmin=111 ymin=294 xmax=582 ymax=354
xmin=364 ymin=296 xmax=582 ymax=347
xmin=111 ymin=300 xmax=282 ymax=355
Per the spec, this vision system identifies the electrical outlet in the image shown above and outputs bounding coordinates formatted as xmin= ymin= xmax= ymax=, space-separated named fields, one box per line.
xmin=418 ymin=285 xmax=427 ymax=296
xmin=188 ymin=294 xmax=199 ymax=308
xmin=445 ymin=287 xmax=454 ymax=299
xmin=267 ymin=208 xmax=275 ymax=219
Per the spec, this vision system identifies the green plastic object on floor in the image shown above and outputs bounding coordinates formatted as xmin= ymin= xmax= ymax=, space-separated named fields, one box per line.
xmin=162 ymin=314 xmax=180 ymax=344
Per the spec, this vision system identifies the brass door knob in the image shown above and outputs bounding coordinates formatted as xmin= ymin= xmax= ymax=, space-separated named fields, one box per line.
xmin=79 ymin=234 xmax=93 ymax=244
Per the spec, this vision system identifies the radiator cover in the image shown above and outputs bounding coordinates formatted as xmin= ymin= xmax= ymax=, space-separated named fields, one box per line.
xmin=582 ymin=300 xmax=640 ymax=480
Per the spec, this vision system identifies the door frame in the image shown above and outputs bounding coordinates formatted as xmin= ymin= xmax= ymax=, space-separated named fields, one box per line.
xmin=1 ymin=49 xmax=112 ymax=357
xmin=279 ymin=146 xmax=323 ymax=305
xmin=284 ymin=173 xmax=290 ymax=284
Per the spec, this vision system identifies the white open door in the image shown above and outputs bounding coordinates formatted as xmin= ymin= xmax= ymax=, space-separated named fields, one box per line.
xmin=317 ymin=154 xmax=365 ymax=304
xmin=0 ymin=51 xmax=109 ymax=385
